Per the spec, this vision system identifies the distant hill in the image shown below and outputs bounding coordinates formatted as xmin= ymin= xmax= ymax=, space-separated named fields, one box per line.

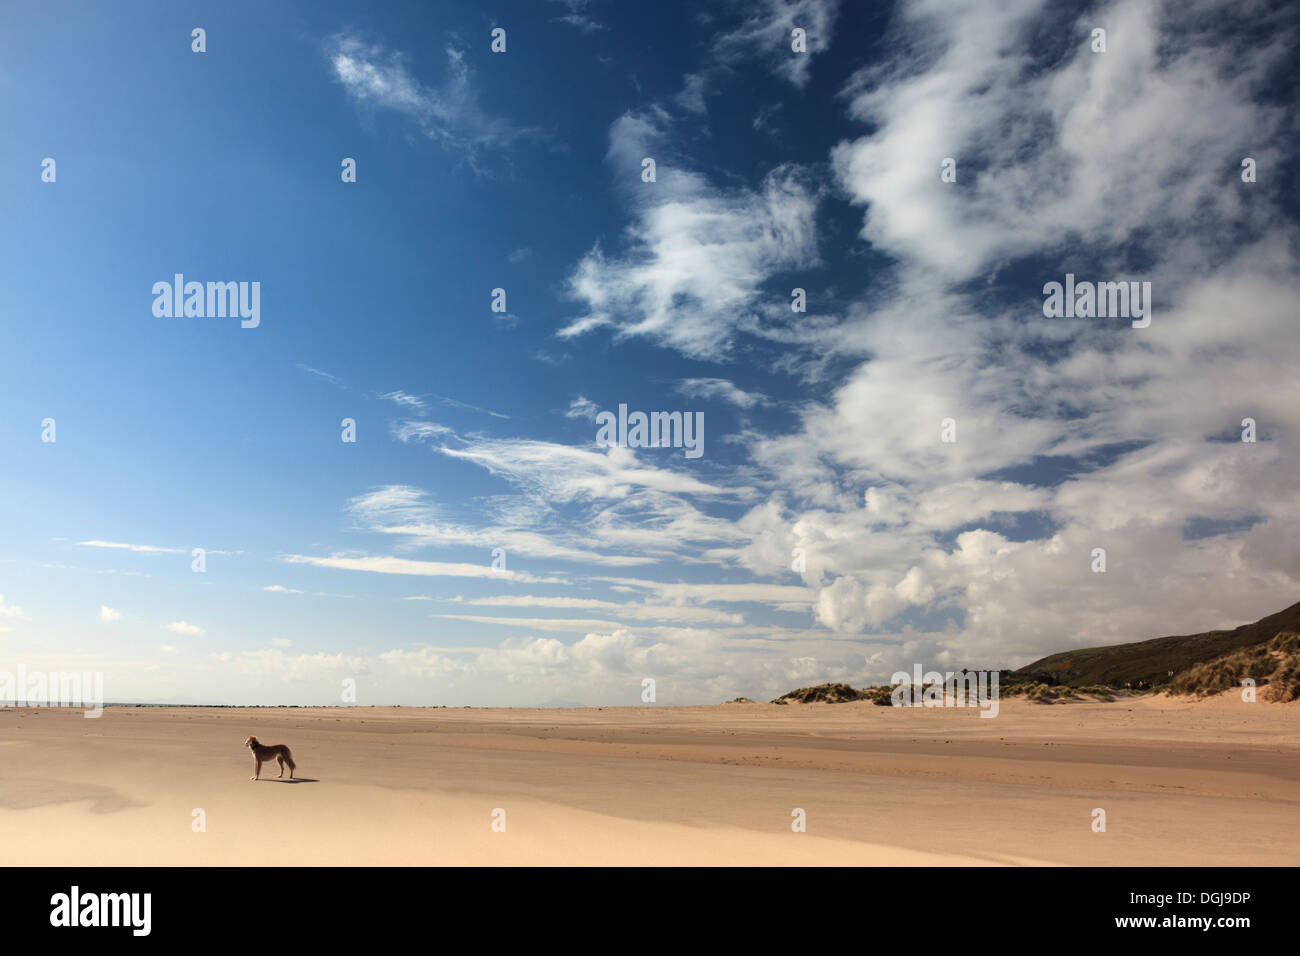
xmin=763 ymin=600 xmax=1300 ymax=704
xmin=1013 ymin=600 xmax=1300 ymax=691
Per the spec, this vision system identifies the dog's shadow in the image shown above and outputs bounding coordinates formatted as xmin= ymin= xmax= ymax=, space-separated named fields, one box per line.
xmin=262 ymin=777 xmax=320 ymax=784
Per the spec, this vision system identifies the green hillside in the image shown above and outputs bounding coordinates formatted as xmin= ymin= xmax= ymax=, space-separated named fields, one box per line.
xmin=1013 ymin=600 xmax=1300 ymax=689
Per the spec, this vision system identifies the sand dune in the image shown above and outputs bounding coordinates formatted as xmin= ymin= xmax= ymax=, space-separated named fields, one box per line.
xmin=1 ymin=693 xmax=1297 ymax=865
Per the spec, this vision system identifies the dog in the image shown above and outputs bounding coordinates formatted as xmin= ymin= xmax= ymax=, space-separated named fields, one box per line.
xmin=244 ymin=735 xmax=296 ymax=780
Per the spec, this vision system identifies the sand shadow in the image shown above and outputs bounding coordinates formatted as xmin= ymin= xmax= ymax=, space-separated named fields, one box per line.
xmin=0 ymin=777 xmax=146 ymax=813
xmin=261 ymin=777 xmax=319 ymax=784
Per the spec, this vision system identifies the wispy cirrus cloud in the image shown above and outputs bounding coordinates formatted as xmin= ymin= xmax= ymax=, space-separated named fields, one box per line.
xmin=565 ymin=396 xmax=600 ymax=421
xmin=676 ymin=378 xmax=769 ymax=409
xmin=379 ymin=390 xmax=427 ymax=411
xmin=328 ymin=33 xmax=536 ymax=160
xmin=281 ymin=552 xmax=563 ymax=584
xmin=391 ymin=420 xmax=457 ymax=444
xmin=712 ymin=0 xmax=840 ymax=88
xmin=383 ymin=391 xmax=509 ymax=421
xmin=296 ymin=364 xmax=344 ymax=386
xmin=548 ymin=0 xmax=607 ymax=33
xmin=433 ymin=395 xmax=510 ymax=420
xmin=559 ymin=111 xmax=820 ymax=358
xmin=75 ymin=540 xmax=242 ymax=558
xmin=441 ymin=437 xmax=736 ymax=501
xmin=346 ymin=485 xmax=657 ymax=567
xmin=592 ymin=576 xmax=815 ymax=608
xmin=443 ymin=594 xmax=742 ymax=625
xmin=77 ymin=540 xmax=184 ymax=554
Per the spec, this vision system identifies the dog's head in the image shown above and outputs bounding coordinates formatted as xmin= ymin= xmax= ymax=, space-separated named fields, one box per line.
xmin=244 ymin=735 xmax=258 ymax=749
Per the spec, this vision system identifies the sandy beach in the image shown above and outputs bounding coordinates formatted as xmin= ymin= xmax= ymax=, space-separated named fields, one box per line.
xmin=1 ymin=694 xmax=1297 ymax=866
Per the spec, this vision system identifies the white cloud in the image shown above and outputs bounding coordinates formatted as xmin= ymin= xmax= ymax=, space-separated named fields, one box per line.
xmin=80 ymin=0 xmax=1294 ymax=706
xmin=392 ymin=420 xmax=456 ymax=443
xmin=712 ymin=0 xmax=840 ymax=88
xmin=593 ymin=577 xmax=814 ymax=607
xmin=379 ymin=390 xmax=427 ymax=411
xmin=297 ymin=364 xmax=343 ymax=386
xmin=164 ymin=621 xmax=205 ymax=637
xmin=78 ymin=540 xmax=183 ymax=554
xmin=565 ymin=396 xmax=600 ymax=421
xmin=728 ymin=0 xmax=1300 ymax=664
xmin=441 ymin=438 xmax=736 ymax=502
xmin=555 ymin=13 xmax=606 ymax=33
xmin=454 ymin=594 xmax=742 ymax=625
xmin=0 ymin=595 xmax=22 ymax=619
xmin=281 ymin=552 xmax=562 ymax=583
xmin=99 ymin=605 xmax=120 ymax=623
xmin=547 ymin=0 xmax=607 ymax=33
xmin=677 ymin=378 xmax=768 ymax=409
xmin=345 ymin=485 xmax=651 ymax=566
xmin=559 ymin=111 xmax=820 ymax=358
xmin=675 ymin=72 xmax=709 ymax=114
xmin=830 ymin=0 xmax=1289 ymax=283
xmin=328 ymin=34 xmax=534 ymax=159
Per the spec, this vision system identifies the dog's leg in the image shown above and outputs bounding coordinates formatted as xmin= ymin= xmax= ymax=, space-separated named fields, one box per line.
xmin=277 ymin=755 xmax=285 ymax=778
xmin=252 ymin=757 xmax=262 ymax=781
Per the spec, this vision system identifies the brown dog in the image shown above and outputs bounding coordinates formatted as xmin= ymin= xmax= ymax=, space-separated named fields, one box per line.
xmin=244 ymin=735 xmax=296 ymax=780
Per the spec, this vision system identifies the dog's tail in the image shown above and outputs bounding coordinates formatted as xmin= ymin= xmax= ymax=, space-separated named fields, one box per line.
xmin=282 ymin=746 xmax=295 ymax=769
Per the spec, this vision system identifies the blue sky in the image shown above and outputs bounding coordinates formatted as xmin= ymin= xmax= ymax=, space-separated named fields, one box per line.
xmin=2 ymin=0 xmax=1298 ymax=705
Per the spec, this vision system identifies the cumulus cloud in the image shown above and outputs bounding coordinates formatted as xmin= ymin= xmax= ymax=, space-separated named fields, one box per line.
xmin=276 ymin=0 xmax=1300 ymax=700
xmin=737 ymin=0 xmax=1300 ymax=667
xmin=831 ymin=0 xmax=1291 ymax=282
